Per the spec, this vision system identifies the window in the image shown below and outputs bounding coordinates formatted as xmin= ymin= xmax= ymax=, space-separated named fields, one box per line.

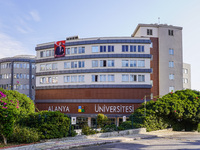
xmin=52 ymin=50 xmax=54 ymax=56
xmin=108 ymin=75 xmax=114 ymax=82
xmin=78 ymin=47 xmax=85 ymax=54
xmin=66 ymin=48 xmax=70 ymax=55
xmin=40 ymin=64 xmax=46 ymax=71
xmin=16 ymin=63 xmax=19 ymax=68
xmin=71 ymin=75 xmax=77 ymax=82
xmin=100 ymin=46 xmax=106 ymax=52
xmin=92 ymin=46 xmax=99 ymax=53
xmin=122 ymin=60 xmax=129 ymax=67
xmin=71 ymin=61 xmax=78 ymax=68
xmin=23 ymin=63 xmax=26 ymax=68
xmin=46 ymin=64 xmax=52 ymax=70
xmin=23 ymin=74 xmax=26 ymax=79
xmin=78 ymin=75 xmax=85 ymax=82
xmin=92 ymin=75 xmax=98 ymax=82
xmin=32 ymin=75 xmax=35 ymax=79
xmin=130 ymin=75 xmax=137 ymax=82
xmin=183 ymin=69 xmax=188 ymax=74
xmin=92 ymin=60 xmax=98 ymax=67
xmin=169 ymin=74 xmax=174 ymax=80
xmin=169 ymin=61 xmax=174 ymax=68
xmin=26 ymin=85 xmax=29 ymax=90
xmin=46 ymin=77 xmax=52 ymax=84
xmin=108 ymin=46 xmax=114 ymax=52
xmin=100 ymin=75 xmax=106 ymax=82
xmin=130 ymin=45 xmax=136 ymax=52
xmin=168 ymin=30 xmax=174 ymax=36
xmin=169 ymin=86 xmax=174 ymax=92
xmin=169 ymin=48 xmax=174 ymax=55
xmin=78 ymin=61 xmax=85 ymax=68
xmin=27 ymin=63 xmax=29 ymax=68
xmin=107 ymin=60 xmax=114 ymax=67
xmin=46 ymin=50 xmax=50 ymax=57
xmin=130 ymin=60 xmax=137 ymax=67
xmin=52 ymin=63 xmax=57 ymax=70
xmin=122 ymin=74 xmax=129 ymax=82
xmin=138 ymin=45 xmax=144 ymax=52
xmin=100 ymin=60 xmax=107 ymax=67
xmin=183 ymin=78 xmax=188 ymax=83
xmin=27 ymin=75 xmax=29 ymax=79
xmin=122 ymin=45 xmax=128 ymax=52
xmin=138 ymin=75 xmax=145 ymax=82
xmin=147 ymin=29 xmax=153 ymax=35
xmin=64 ymin=76 xmax=70 ymax=83
xmin=40 ymin=77 xmax=46 ymax=84
xmin=63 ymin=62 xmax=70 ymax=69
xmin=40 ymin=51 xmax=44 ymax=58
xmin=31 ymin=63 xmax=35 ymax=69
xmin=52 ymin=76 xmax=58 ymax=84
xmin=71 ymin=47 xmax=77 ymax=54
xmin=138 ymin=60 xmax=145 ymax=67
xmin=150 ymin=42 xmax=153 ymax=48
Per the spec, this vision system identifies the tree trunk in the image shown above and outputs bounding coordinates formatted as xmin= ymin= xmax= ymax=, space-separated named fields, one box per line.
xmin=2 ymin=134 xmax=7 ymax=145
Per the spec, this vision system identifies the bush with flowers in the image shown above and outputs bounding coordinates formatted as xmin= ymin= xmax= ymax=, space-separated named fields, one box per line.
xmin=0 ymin=88 xmax=35 ymax=144
xmin=0 ymin=88 xmax=71 ymax=145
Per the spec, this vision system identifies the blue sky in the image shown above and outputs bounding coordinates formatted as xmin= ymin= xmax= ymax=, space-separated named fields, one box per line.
xmin=0 ymin=0 xmax=200 ymax=90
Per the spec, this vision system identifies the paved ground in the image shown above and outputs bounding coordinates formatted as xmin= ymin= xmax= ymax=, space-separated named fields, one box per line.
xmin=4 ymin=129 xmax=200 ymax=150
xmin=73 ymin=130 xmax=200 ymax=150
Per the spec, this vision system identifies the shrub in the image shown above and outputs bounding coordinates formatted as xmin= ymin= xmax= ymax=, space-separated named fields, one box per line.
xmin=97 ymin=113 xmax=109 ymax=128
xmin=119 ymin=121 xmax=132 ymax=130
xmin=197 ymin=123 xmax=200 ymax=132
xmin=82 ymin=125 xmax=96 ymax=135
xmin=130 ymin=89 xmax=200 ymax=132
xmin=9 ymin=125 xmax=40 ymax=143
xmin=69 ymin=126 xmax=78 ymax=137
xmin=102 ymin=124 xmax=117 ymax=132
xmin=18 ymin=111 xmax=70 ymax=139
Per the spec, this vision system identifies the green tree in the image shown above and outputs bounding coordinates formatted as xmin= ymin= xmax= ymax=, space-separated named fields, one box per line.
xmin=0 ymin=88 xmax=35 ymax=144
xmin=130 ymin=89 xmax=200 ymax=131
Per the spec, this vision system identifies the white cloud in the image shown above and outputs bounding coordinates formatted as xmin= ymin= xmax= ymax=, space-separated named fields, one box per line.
xmin=29 ymin=10 xmax=40 ymax=22
xmin=0 ymin=32 xmax=30 ymax=58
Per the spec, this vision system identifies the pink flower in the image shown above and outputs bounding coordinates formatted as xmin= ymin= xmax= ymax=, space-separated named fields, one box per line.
xmin=16 ymin=81 xmax=19 ymax=84
xmin=16 ymin=106 xmax=19 ymax=108
xmin=5 ymin=115 xmax=7 ymax=117
xmin=4 ymin=103 xmax=7 ymax=105
xmin=174 ymin=110 xmax=176 ymax=112
xmin=3 ymin=106 xmax=7 ymax=109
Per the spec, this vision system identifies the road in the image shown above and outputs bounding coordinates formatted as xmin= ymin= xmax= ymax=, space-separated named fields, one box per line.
xmin=72 ymin=131 xmax=200 ymax=150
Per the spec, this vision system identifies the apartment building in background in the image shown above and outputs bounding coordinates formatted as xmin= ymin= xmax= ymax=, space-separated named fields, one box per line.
xmin=0 ymin=55 xmax=36 ymax=100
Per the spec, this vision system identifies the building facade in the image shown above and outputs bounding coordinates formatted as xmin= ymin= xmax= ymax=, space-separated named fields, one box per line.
xmin=35 ymin=37 xmax=152 ymax=127
xmin=132 ymin=24 xmax=184 ymax=96
xmin=35 ymin=23 xmax=190 ymax=127
xmin=0 ymin=55 xmax=36 ymax=100
xmin=183 ymin=63 xmax=191 ymax=89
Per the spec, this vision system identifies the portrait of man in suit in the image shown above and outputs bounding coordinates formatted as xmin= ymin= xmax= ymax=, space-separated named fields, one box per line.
xmin=54 ymin=41 xmax=65 ymax=58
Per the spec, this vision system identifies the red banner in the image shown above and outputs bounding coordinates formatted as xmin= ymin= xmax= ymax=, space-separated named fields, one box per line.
xmin=54 ymin=40 xmax=65 ymax=58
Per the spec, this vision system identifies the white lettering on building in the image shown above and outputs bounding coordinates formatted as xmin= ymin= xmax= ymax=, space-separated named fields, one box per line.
xmin=95 ymin=104 xmax=134 ymax=113
xmin=48 ymin=106 xmax=70 ymax=112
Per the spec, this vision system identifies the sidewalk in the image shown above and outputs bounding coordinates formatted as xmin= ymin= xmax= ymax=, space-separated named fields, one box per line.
xmin=4 ymin=134 xmax=157 ymax=150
